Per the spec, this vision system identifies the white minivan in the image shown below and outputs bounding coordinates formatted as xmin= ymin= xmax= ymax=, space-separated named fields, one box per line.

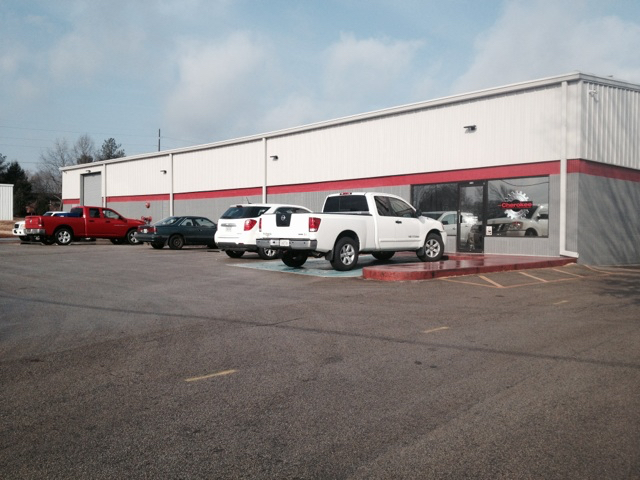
xmin=215 ymin=203 xmax=311 ymax=259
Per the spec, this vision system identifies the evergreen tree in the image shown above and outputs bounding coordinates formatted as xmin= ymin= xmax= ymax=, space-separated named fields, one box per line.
xmin=97 ymin=138 xmax=125 ymax=160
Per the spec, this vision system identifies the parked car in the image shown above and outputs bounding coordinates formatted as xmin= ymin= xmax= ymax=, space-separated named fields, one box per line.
xmin=487 ymin=203 xmax=549 ymax=237
xmin=135 ymin=216 xmax=218 ymax=250
xmin=13 ymin=211 xmax=67 ymax=242
xmin=423 ymin=211 xmax=478 ymax=241
xmin=215 ymin=204 xmax=311 ymax=260
xmin=466 ymin=204 xmax=549 ymax=249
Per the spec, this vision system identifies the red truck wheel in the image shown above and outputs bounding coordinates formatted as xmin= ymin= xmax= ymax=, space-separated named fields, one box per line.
xmin=54 ymin=227 xmax=73 ymax=246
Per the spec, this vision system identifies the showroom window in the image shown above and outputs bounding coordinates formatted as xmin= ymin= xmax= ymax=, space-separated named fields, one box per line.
xmin=486 ymin=176 xmax=549 ymax=238
xmin=412 ymin=176 xmax=550 ymax=241
xmin=412 ymin=182 xmax=458 ymax=214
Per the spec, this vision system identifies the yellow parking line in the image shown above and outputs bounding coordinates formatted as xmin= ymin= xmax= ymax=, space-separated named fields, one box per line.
xmin=553 ymin=300 xmax=569 ymax=305
xmin=185 ymin=369 xmax=237 ymax=382
xmin=422 ymin=326 xmax=449 ymax=334
xmin=478 ymin=275 xmax=505 ymax=288
xmin=552 ymin=268 xmax=583 ymax=277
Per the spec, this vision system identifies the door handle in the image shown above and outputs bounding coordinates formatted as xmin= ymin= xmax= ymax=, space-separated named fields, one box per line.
xmin=395 ymin=220 xmax=402 ymax=224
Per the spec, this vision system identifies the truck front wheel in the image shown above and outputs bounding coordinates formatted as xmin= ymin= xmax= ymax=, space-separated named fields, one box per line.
xmin=282 ymin=251 xmax=308 ymax=268
xmin=417 ymin=233 xmax=444 ymax=262
xmin=54 ymin=227 xmax=73 ymax=246
xmin=331 ymin=236 xmax=359 ymax=271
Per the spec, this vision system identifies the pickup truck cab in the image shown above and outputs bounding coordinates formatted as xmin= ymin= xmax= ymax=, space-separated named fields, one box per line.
xmin=24 ymin=206 xmax=145 ymax=245
xmin=257 ymin=192 xmax=447 ymax=271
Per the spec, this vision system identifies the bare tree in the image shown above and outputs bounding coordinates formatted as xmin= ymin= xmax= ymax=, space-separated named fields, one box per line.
xmin=37 ymin=138 xmax=74 ymax=206
xmin=73 ymin=134 xmax=96 ymax=164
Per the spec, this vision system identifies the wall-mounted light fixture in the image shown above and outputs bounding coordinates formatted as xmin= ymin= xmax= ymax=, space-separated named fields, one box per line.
xmin=85 ymin=169 xmax=91 ymax=173
xmin=464 ymin=125 xmax=477 ymax=133
xmin=160 ymin=169 xmax=167 ymax=174
xmin=270 ymin=155 xmax=279 ymax=161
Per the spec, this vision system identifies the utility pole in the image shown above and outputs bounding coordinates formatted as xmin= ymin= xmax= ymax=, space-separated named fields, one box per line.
xmin=158 ymin=129 xmax=161 ymax=152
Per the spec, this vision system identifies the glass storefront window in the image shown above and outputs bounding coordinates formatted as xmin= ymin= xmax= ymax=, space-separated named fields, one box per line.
xmin=412 ymin=175 xmax=550 ymax=249
xmin=487 ymin=176 xmax=549 ymax=238
xmin=412 ymin=183 xmax=458 ymax=214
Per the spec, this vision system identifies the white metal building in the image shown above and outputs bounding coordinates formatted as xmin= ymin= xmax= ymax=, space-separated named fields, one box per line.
xmin=0 ymin=183 xmax=14 ymax=221
xmin=61 ymin=72 xmax=640 ymax=265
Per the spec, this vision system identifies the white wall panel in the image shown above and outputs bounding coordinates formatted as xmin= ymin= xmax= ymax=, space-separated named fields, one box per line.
xmin=102 ymin=156 xmax=170 ymax=197
xmin=173 ymin=141 xmax=263 ymax=193
xmin=62 ymin=170 xmax=82 ymax=199
xmin=581 ymin=81 xmax=640 ymax=169
xmin=266 ymin=86 xmax=565 ymax=186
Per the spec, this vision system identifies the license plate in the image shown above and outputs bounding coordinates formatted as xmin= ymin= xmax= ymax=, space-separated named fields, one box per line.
xmin=225 ymin=226 xmax=232 ymax=232
xmin=279 ymin=239 xmax=290 ymax=247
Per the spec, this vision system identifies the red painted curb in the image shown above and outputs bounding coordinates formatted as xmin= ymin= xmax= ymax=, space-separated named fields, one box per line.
xmin=362 ymin=255 xmax=577 ymax=281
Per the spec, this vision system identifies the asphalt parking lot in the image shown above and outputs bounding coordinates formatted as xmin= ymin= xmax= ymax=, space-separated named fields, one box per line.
xmin=1 ymin=240 xmax=639 ymax=479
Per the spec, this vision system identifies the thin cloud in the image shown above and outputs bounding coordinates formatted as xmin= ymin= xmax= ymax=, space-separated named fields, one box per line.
xmin=453 ymin=0 xmax=640 ymax=94
xmin=324 ymin=33 xmax=424 ymax=110
xmin=164 ymin=32 xmax=274 ymax=141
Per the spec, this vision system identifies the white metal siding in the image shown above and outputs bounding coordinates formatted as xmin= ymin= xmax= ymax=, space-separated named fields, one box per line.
xmin=173 ymin=140 xmax=263 ymax=193
xmin=580 ymin=81 xmax=640 ymax=169
xmin=0 ymin=184 xmax=13 ymax=220
xmin=102 ymin=156 xmax=171 ymax=197
xmin=266 ymin=86 xmax=566 ymax=187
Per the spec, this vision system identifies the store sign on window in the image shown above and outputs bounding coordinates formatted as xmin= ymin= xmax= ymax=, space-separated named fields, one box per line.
xmin=500 ymin=191 xmax=533 ymax=219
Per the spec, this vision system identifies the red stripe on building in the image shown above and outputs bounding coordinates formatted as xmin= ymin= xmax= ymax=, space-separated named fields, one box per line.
xmin=568 ymin=159 xmax=640 ymax=182
xmin=63 ymin=159 xmax=639 ymax=204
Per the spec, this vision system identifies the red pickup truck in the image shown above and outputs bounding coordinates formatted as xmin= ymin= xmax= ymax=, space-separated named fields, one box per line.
xmin=25 ymin=206 xmax=146 ymax=246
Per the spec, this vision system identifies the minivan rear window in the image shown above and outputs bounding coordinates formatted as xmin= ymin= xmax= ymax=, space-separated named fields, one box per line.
xmin=220 ymin=206 xmax=270 ymax=219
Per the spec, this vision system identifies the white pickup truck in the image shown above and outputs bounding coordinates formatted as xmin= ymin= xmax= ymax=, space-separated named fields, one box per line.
xmin=256 ymin=192 xmax=447 ymax=271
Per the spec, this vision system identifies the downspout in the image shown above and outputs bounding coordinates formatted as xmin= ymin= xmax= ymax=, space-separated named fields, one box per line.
xmin=102 ymin=163 xmax=107 ymax=208
xmin=262 ymin=137 xmax=267 ymax=203
xmin=559 ymin=80 xmax=579 ymax=259
xmin=169 ymin=153 xmax=174 ymax=216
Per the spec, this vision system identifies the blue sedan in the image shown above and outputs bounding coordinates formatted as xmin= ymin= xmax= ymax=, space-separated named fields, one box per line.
xmin=135 ymin=216 xmax=217 ymax=250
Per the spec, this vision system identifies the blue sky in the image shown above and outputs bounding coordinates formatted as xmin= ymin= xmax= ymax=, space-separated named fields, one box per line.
xmin=2 ymin=0 xmax=640 ymax=173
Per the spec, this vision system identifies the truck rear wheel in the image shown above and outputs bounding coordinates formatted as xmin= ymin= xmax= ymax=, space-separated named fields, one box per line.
xmin=225 ymin=250 xmax=245 ymax=258
xmin=282 ymin=251 xmax=308 ymax=268
xmin=257 ymin=247 xmax=278 ymax=260
xmin=331 ymin=236 xmax=359 ymax=271
xmin=54 ymin=227 xmax=73 ymax=246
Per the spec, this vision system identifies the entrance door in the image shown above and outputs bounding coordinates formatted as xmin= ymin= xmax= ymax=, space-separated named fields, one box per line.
xmin=457 ymin=182 xmax=486 ymax=252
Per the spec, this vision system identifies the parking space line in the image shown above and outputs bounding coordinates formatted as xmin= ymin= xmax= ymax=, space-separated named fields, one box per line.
xmin=422 ymin=326 xmax=449 ymax=334
xmin=185 ymin=369 xmax=237 ymax=382
xmin=478 ymin=275 xmax=505 ymax=288
xmin=519 ymin=271 xmax=548 ymax=282
xmin=552 ymin=268 xmax=584 ymax=277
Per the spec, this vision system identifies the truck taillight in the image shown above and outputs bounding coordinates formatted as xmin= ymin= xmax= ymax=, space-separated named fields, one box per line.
xmin=244 ymin=219 xmax=257 ymax=231
xmin=309 ymin=217 xmax=321 ymax=232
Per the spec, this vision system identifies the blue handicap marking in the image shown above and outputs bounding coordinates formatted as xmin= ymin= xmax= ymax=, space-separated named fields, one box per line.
xmin=232 ymin=257 xmax=364 ymax=277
